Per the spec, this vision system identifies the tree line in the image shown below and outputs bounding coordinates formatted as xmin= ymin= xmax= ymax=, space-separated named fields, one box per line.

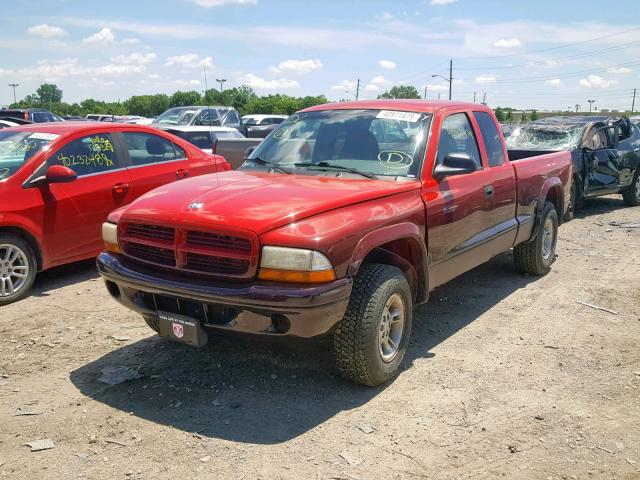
xmin=9 ymin=83 xmax=328 ymax=118
xmin=11 ymin=83 xmax=539 ymax=122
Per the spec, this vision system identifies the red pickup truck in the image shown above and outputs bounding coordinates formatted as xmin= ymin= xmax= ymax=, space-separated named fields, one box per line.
xmin=97 ymin=100 xmax=571 ymax=386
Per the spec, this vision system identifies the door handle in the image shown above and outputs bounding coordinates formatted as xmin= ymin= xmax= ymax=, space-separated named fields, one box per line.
xmin=176 ymin=169 xmax=189 ymax=179
xmin=484 ymin=185 xmax=494 ymax=197
xmin=112 ymin=183 xmax=129 ymax=194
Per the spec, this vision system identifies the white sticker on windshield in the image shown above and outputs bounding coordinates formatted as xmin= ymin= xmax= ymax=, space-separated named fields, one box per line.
xmin=29 ymin=133 xmax=60 ymax=141
xmin=376 ymin=110 xmax=422 ymax=123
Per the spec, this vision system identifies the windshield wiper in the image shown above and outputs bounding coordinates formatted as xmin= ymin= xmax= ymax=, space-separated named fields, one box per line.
xmin=294 ymin=161 xmax=379 ymax=180
xmin=245 ymin=157 xmax=292 ymax=174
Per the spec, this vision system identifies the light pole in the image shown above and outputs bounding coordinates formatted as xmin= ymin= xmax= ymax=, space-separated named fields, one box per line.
xmin=432 ymin=73 xmax=452 ymax=101
xmin=216 ymin=78 xmax=227 ymax=93
xmin=8 ymin=83 xmax=18 ymax=104
xmin=431 ymin=59 xmax=452 ymax=100
xmin=423 ymin=85 xmax=428 ymax=100
xmin=588 ymin=99 xmax=595 ymax=113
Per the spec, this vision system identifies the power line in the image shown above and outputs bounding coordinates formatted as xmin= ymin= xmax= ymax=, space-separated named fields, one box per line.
xmin=454 ymin=40 xmax=640 ymax=71
xmin=456 ymin=26 xmax=640 ymax=61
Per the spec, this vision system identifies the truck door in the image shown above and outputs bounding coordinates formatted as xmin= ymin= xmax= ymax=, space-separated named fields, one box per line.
xmin=585 ymin=126 xmax=620 ymax=194
xmin=472 ymin=111 xmax=517 ymax=252
xmin=423 ymin=112 xmax=497 ymax=289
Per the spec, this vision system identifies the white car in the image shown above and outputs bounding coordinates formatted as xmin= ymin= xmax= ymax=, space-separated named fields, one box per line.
xmin=0 ymin=119 xmax=20 ymax=129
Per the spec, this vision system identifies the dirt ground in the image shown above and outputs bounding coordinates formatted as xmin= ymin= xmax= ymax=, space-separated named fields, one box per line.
xmin=0 ymin=195 xmax=639 ymax=480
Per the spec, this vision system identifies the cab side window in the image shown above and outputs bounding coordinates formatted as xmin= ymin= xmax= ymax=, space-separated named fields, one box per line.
xmin=122 ymin=132 xmax=184 ymax=166
xmin=590 ymin=129 xmax=609 ymax=150
xmin=436 ymin=113 xmax=481 ymax=168
xmin=474 ymin=111 xmax=505 ymax=167
xmin=50 ymin=133 xmax=121 ymax=177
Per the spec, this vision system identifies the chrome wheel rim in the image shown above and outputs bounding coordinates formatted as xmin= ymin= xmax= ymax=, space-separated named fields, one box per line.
xmin=378 ymin=293 xmax=405 ymax=363
xmin=541 ymin=218 xmax=555 ymax=260
xmin=0 ymin=244 xmax=29 ymax=298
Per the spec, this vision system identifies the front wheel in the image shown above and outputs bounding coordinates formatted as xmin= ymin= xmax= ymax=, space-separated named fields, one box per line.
xmin=0 ymin=234 xmax=37 ymax=306
xmin=622 ymin=169 xmax=640 ymax=206
xmin=333 ymin=264 xmax=413 ymax=387
xmin=513 ymin=201 xmax=558 ymax=275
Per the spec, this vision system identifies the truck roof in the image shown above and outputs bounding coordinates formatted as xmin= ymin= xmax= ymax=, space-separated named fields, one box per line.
xmin=301 ymin=99 xmax=489 ymax=114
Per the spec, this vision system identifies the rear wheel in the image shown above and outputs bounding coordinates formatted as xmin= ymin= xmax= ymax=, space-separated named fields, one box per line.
xmin=0 ymin=234 xmax=37 ymax=306
xmin=622 ymin=169 xmax=640 ymax=206
xmin=564 ymin=181 xmax=578 ymax=221
xmin=333 ymin=264 xmax=412 ymax=386
xmin=513 ymin=201 xmax=558 ymax=275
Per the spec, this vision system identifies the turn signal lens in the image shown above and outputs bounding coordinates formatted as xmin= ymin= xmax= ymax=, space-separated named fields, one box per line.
xmin=102 ymin=222 xmax=120 ymax=254
xmin=258 ymin=268 xmax=336 ymax=283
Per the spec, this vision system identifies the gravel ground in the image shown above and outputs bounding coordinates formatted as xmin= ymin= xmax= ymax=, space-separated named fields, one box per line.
xmin=0 ymin=195 xmax=639 ymax=480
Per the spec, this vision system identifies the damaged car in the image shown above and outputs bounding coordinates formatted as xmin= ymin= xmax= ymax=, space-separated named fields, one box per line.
xmin=506 ymin=116 xmax=640 ymax=219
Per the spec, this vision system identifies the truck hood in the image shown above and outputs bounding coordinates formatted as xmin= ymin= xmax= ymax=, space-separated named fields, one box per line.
xmin=120 ymin=170 xmax=420 ymax=235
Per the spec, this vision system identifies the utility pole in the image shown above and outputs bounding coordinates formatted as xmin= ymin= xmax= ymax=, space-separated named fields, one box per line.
xmin=473 ymin=92 xmax=477 ymax=103
xmin=588 ymin=99 xmax=595 ymax=113
xmin=482 ymin=92 xmax=487 ymax=105
xmin=448 ymin=59 xmax=453 ymax=100
xmin=424 ymin=85 xmax=428 ymax=100
xmin=438 ymin=93 xmax=441 ymax=100
xmin=355 ymin=78 xmax=360 ymax=100
xmin=575 ymin=104 xmax=580 ymax=113
xmin=8 ymin=83 xmax=18 ymax=104
xmin=632 ymin=88 xmax=637 ymax=113
xmin=215 ymin=78 xmax=227 ymax=93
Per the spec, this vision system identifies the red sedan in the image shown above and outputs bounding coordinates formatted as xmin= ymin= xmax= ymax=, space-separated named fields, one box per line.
xmin=0 ymin=122 xmax=230 ymax=304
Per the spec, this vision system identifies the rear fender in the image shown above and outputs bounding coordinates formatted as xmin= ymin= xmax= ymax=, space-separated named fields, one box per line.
xmin=528 ymin=177 xmax=564 ymax=242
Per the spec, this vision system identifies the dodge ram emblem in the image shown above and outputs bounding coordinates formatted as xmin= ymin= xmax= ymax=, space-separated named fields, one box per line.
xmin=188 ymin=201 xmax=204 ymax=210
xmin=172 ymin=323 xmax=184 ymax=339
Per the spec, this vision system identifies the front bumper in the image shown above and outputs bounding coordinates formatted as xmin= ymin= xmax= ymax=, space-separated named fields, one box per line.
xmin=97 ymin=252 xmax=352 ymax=338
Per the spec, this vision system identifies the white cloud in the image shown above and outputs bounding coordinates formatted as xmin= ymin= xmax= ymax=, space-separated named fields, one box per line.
xmin=122 ymin=37 xmax=140 ymax=44
xmin=188 ymin=0 xmax=256 ymax=6
xmin=430 ymin=0 xmax=457 ymax=5
xmin=111 ymin=52 xmax=157 ymax=65
xmin=423 ymin=82 xmax=449 ymax=92
xmin=370 ymin=75 xmax=386 ymax=86
xmin=165 ymin=53 xmax=213 ymax=69
xmin=83 ymin=27 xmax=115 ymax=45
xmin=6 ymin=57 xmax=150 ymax=82
xmin=378 ymin=60 xmax=396 ymax=70
xmin=26 ymin=24 xmax=67 ymax=38
xmin=493 ymin=38 xmax=522 ymax=48
xmin=242 ymin=74 xmax=299 ymax=89
xmin=331 ymin=80 xmax=356 ymax=92
xmin=474 ymin=74 xmax=498 ymax=84
xmin=172 ymin=79 xmax=201 ymax=88
xmin=607 ymin=66 xmax=632 ymax=74
xmin=269 ymin=59 xmax=322 ymax=75
xmin=545 ymin=79 xmax=564 ymax=87
xmin=363 ymin=84 xmax=379 ymax=92
xmin=579 ymin=75 xmax=618 ymax=89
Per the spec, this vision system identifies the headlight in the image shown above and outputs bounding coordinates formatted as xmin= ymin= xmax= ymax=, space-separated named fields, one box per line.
xmin=102 ymin=222 xmax=120 ymax=254
xmin=258 ymin=246 xmax=335 ymax=283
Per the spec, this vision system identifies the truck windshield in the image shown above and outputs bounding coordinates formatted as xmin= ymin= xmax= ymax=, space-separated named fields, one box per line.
xmin=506 ymin=126 xmax=585 ymax=151
xmin=244 ymin=109 xmax=431 ymax=179
xmin=0 ymin=131 xmax=58 ymax=180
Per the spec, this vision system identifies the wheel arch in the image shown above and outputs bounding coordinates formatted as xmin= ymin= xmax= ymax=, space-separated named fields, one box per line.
xmin=0 ymin=226 xmax=44 ymax=271
xmin=348 ymin=223 xmax=428 ymax=304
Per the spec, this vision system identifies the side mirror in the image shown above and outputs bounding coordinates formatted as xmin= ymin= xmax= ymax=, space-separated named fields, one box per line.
xmin=244 ymin=146 xmax=257 ymax=157
xmin=433 ymin=153 xmax=478 ymax=180
xmin=45 ymin=165 xmax=77 ymax=184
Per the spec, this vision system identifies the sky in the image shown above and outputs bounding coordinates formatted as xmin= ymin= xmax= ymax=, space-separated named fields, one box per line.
xmin=2 ymin=0 xmax=640 ymax=112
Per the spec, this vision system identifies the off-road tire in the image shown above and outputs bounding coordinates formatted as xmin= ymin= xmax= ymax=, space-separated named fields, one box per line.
xmin=0 ymin=234 xmax=37 ymax=306
xmin=333 ymin=264 xmax=412 ymax=387
xmin=622 ymin=168 xmax=640 ymax=206
xmin=514 ymin=201 xmax=558 ymax=275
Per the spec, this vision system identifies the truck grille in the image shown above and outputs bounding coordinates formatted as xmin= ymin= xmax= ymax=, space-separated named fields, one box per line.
xmin=120 ymin=223 xmax=257 ymax=279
